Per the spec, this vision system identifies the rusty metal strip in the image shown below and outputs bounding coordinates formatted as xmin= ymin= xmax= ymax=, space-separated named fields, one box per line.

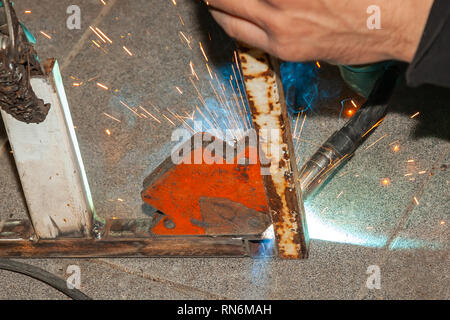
xmin=0 ymin=237 xmax=248 ymax=258
xmin=237 ymin=45 xmax=309 ymax=259
xmin=0 ymin=219 xmax=274 ymax=258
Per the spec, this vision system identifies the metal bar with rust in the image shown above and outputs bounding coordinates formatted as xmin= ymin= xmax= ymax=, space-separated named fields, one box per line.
xmin=0 ymin=219 xmax=273 ymax=258
xmin=0 ymin=238 xmax=248 ymax=258
xmin=237 ymin=45 xmax=309 ymax=259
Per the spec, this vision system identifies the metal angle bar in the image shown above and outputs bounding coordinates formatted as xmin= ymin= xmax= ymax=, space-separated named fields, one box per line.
xmin=237 ymin=45 xmax=309 ymax=259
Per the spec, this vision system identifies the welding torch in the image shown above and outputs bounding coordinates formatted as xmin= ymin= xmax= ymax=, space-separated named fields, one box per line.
xmin=299 ymin=62 xmax=403 ymax=199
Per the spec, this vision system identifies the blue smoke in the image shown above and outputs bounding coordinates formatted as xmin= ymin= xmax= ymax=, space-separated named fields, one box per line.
xmin=280 ymin=62 xmax=342 ymax=114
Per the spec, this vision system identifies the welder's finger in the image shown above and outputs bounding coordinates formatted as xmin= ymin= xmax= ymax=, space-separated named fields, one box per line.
xmin=210 ymin=9 xmax=270 ymax=52
xmin=206 ymin=0 xmax=271 ymax=28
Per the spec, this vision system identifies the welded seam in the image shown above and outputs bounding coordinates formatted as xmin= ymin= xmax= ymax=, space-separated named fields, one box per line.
xmin=355 ymin=145 xmax=450 ymax=299
xmin=60 ymin=0 xmax=118 ymax=72
xmin=91 ymin=258 xmax=230 ymax=300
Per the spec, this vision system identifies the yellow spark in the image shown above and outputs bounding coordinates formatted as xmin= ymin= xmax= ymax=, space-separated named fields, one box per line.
xmin=392 ymin=144 xmax=400 ymax=153
xmin=117 ymin=198 xmax=124 ymax=202
xmin=362 ymin=117 xmax=385 ymax=138
xmin=24 ymin=10 xmax=32 ymax=14
xmin=206 ymin=63 xmax=213 ymax=79
xmin=404 ymin=173 xmax=413 ymax=177
xmin=179 ymin=31 xmax=191 ymax=49
xmin=162 ymin=114 xmax=176 ymax=126
xmin=365 ymin=134 xmax=388 ymax=150
xmin=120 ymin=100 xmax=142 ymax=118
xmin=316 ymin=61 xmax=321 ymax=68
xmin=175 ymin=86 xmax=183 ymax=94
xmin=96 ymin=82 xmax=109 ymax=90
xmin=95 ymin=27 xmax=112 ymax=44
xmin=88 ymin=76 xmax=100 ymax=82
xmin=122 ymin=46 xmax=133 ymax=56
xmin=413 ymin=196 xmax=419 ymax=205
xmin=89 ymin=26 xmax=106 ymax=43
xmin=92 ymin=40 xmax=101 ymax=48
xmin=389 ymin=140 xmax=399 ymax=146
xmin=418 ymin=170 xmax=427 ymax=174
xmin=407 ymin=159 xmax=415 ymax=163
xmin=381 ymin=178 xmax=391 ymax=186
xmin=199 ymin=42 xmax=208 ymax=61
xmin=440 ymin=220 xmax=446 ymax=225
xmin=336 ymin=191 xmax=344 ymax=199
xmin=40 ymin=31 xmax=52 ymax=39
xmin=190 ymin=61 xmax=199 ymax=81
xmin=410 ymin=112 xmax=420 ymax=119
xmin=178 ymin=14 xmax=185 ymax=26
xmin=351 ymin=100 xmax=358 ymax=108
xmin=105 ymin=129 xmax=111 ymax=136
xmin=72 ymin=82 xmax=82 ymax=87
xmin=103 ymin=112 xmax=121 ymax=123
xmin=139 ymin=106 xmax=161 ymax=123
xmin=297 ymin=113 xmax=307 ymax=140
xmin=100 ymin=0 xmax=107 ymax=5
xmin=293 ymin=112 xmax=301 ymax=138
xmin=171 ymin=0 xmax=177 ymax=5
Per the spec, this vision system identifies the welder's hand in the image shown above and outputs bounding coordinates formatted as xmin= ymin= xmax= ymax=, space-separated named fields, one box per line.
xmin=205 ymin=0 xmax=434 ymax=64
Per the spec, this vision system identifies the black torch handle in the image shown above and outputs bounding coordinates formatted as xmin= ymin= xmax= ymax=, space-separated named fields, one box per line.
xmin=299 ymin=62 xmax=403 ymax=199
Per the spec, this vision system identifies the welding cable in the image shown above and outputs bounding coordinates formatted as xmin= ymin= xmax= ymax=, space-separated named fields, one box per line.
xmin=299 ymin=62 xmax=403 ymax=199
xmin=0 ymin=259 xmax=91 ymax=300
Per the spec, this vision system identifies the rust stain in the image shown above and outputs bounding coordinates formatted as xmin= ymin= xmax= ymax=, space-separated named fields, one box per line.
xmin=142 ymin=133 xmax=270 ymax=237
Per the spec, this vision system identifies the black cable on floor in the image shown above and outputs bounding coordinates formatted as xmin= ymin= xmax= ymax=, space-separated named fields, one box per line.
xmin=0 ymin=259 xmax=92 ymax=300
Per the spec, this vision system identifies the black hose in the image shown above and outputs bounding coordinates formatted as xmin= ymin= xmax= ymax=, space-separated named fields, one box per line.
xmin=0 ymin=259 xmax=92 ymax=300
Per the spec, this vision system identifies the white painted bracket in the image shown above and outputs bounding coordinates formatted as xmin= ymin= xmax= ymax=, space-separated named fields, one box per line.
xmin=1 ymin=60 xmax=94 ymax=239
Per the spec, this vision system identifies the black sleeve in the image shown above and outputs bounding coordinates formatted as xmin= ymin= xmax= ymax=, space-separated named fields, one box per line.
xmin=406 ymin=0 xmax=450 ymax=88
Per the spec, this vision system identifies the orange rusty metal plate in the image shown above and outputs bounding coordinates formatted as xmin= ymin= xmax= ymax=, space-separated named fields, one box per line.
xmin=141 ymin=133 xmax=270 ymax=235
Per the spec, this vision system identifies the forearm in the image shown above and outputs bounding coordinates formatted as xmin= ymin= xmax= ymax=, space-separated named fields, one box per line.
xmin=206 ymin=0 xmax=434 ymax=64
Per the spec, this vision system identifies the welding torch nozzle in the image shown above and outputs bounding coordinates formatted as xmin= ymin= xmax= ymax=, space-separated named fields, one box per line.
xmin=299 ymin=62 xmax=403 ymax=199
